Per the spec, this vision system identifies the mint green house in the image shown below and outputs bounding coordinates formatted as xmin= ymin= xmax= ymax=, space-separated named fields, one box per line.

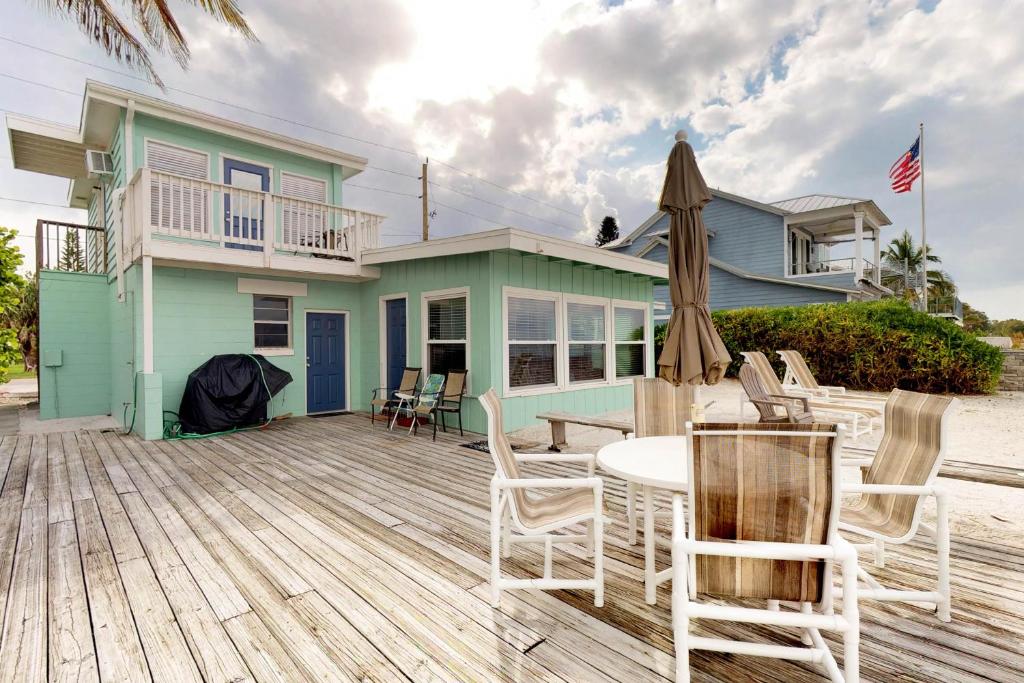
xmin=8 ymin=82 xmax=665 ymax=439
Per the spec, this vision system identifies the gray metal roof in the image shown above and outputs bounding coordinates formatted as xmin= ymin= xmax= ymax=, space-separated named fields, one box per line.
xmin=769 ymin=194 xmax=869 ymax=213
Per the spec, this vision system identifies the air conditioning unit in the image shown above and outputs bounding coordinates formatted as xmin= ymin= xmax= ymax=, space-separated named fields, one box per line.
xmin=85 ymin=150 xmax=114 ymax=178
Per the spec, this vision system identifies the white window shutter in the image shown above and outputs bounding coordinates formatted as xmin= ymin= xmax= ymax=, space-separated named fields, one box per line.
xmin=280 ymin=173 xmax=328 ymax=247
xmin=145 ymin=140 xmax=209 ymax=232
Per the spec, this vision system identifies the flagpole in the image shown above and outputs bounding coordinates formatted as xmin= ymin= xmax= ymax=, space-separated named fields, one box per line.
xmin=919 ymin=122 xmax=927 ymax=312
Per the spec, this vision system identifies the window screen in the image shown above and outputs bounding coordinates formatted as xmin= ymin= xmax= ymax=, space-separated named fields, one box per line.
xmin=567 ymin=302 xmax=606 ymax=383
xmin=253 ymin=295 xmax=290 ymax=349
xmin=614 ymin=306 xmax=646 ymax=379
xmin=507 ymin=297 xmax=557 ymax=388
xmin=427 ymin=296 xmax=467 ymax=377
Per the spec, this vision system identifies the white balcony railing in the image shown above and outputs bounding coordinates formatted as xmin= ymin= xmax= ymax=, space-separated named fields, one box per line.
xmin=123 ymin=168 xmax=383 ymax=267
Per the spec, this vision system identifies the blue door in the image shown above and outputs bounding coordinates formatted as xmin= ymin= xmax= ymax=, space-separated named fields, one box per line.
xmin=223 ymin=158 xmax=270 ymax=251
xmin=306 ymin=312 xmax=346 ymax=413
xmin=385 ymin=298 xmax=407 ymax=391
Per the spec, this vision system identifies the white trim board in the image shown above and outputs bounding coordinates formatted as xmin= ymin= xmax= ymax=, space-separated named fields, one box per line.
xmin=238 ymin=278 xmax=308 ymax=297
xmin=364 ymin=228 xmax=668 ymax=280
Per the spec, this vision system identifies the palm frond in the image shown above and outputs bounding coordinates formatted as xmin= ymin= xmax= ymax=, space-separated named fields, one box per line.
xmin=130 ymin=0 xmax=190 ymax=68
xmin=52 ymin=0 xmax=163 ymax=87
xmin=183 ymin=0 xmax=258 ymax=41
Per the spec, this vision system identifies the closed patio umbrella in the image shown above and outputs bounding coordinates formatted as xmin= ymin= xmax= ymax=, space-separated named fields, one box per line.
xmin=656 ymin=131 xmax=731 ymax=386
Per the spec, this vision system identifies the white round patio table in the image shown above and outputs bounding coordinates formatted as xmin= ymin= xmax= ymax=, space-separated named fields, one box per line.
xmin=597 ymin=435 xmax=688 ymax=605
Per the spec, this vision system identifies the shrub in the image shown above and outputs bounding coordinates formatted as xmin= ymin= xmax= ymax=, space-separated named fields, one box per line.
xmin=700 ymin=300 xmax=1002 ymax=394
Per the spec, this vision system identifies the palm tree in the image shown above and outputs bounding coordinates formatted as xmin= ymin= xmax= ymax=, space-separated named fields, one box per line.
xmin=43 ymin=1 xmax=257 ymax=88
xmin=881 ymin=230 xmax=944 ymax=298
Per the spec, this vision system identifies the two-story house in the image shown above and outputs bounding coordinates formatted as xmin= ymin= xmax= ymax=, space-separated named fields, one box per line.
xmin=9 ymin=81 xmax=665 ymax=438
xmin=605 ymin=189 xmax=894 ymax=319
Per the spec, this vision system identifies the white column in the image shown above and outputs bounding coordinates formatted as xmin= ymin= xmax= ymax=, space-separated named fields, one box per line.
xmin=142 ymin=255 xmax=154 ymax=374
xmin=853 ymin=211 xmax=864 ymax=281
xmin=873 ymin=227 xmax=881 ymax=284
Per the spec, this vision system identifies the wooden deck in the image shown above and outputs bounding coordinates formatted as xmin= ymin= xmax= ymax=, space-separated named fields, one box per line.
xmin=1 ymin=414 xmax=1022 ymax=682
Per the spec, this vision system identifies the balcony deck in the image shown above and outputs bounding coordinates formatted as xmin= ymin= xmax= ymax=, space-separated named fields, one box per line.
xmin=1 ymin=414 xmax=1021 ymax=681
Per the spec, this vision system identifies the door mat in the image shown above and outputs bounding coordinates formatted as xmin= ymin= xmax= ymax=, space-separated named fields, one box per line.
xmin=309 ymin=411 xmax=353 ymax=418
xmin=461 ymin=439 xmax=540 ymax=453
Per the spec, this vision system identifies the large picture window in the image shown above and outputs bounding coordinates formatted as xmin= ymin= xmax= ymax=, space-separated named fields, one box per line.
xmin=502 ymin=287 xmax=650 ymax=395
xmin=507 ymin=296 xmax=557 ymax=389
xmin=567 ymin=301 xmax=606 ymax=383
xmin=614 ymin=305 xmax=647 ymax=379
xmin=253 ymin=295 xmax=291 ymax=350
xmin=426 ymin=293 xmax=468 ymax=378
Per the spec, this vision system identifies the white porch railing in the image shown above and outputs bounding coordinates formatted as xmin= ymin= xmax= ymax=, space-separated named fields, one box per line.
xmin=123 ymin=168 xmax=383 ymax=265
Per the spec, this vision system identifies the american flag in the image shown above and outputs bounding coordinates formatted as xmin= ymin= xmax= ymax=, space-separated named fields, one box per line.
xmin=889 ymin=136 xmax=922 ymax=193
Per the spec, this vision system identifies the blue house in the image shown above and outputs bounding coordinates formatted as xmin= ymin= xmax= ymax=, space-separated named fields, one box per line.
xmin=605 ymin=190 xmax=893 ymax=319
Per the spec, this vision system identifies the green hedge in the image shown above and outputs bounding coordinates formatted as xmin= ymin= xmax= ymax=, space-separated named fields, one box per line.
xmin=655 ymin=300 xmax=1003 ymax=394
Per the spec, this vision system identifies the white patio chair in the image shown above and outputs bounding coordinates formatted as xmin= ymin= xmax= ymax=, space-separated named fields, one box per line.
xmin=479 ymin=389 xmax=604 ymax=607
xmin=673 ymin=421 xmax=859 ymax=683
xmin=626 ymin=377 xmax=694 ymax=546
xmin=740 ymin=352 xmax=882 ymax=438
xmin=839 ymin=388 xmax=960 ymax=622
xmin=777 ymin=350 xmax=887 ymax=404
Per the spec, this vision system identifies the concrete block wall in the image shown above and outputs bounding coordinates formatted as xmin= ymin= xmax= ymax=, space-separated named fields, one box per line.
xmin=999 ymin=349 xmax=1024 ymax=391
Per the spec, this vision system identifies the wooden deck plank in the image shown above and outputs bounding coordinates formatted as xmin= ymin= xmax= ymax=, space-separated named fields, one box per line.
xmin=73 ymin=499 xmax=151 ymax=682
xmin=0 ymin=506 xmax=47 ymax=683
xmin=5 ymin=416 xmax=1023 ymax=683
xmin=47 ymin=519 xmax=98 ymax=683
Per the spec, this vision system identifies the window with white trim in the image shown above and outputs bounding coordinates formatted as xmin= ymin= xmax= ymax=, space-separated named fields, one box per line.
xmin=145 ymin=139 xmax=210 ymax=233
xmin=253 ymin=295 xmax=291 ymax=350
xmin=426 ymin=294 xmax=467 ymax=378
xmin=614 ymin=305 xmax=647 ymax=379
xmin=507 ymin=296 xmax=558 ymax=389
xmin=281 ymin=172 xmax=328 ymax=248
xmin=566 ymin=301 xmax=607 ymax=383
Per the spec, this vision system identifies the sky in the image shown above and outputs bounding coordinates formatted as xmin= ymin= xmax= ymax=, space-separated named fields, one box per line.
xmin=1 ymin=0 xmax=1022 ymax=318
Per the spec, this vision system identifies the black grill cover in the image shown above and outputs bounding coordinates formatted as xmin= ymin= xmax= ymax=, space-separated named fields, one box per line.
xmin=177 ymin=354 xmax=292 ymax=435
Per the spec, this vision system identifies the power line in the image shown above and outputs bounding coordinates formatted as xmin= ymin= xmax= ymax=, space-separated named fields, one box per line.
xmin=431 ymin=199 xmax=506 ymax=228
xmin=0 ymin=195 xmax=81 ymax=210
xmin=345 ymin=183 xmax=419 ymax=199
xmin=0 ymin=37 xmax=584 ymax=231
xmin=429 ymin=180 xmax=575 ymax=231
xmin=433 ymin=158 xmax=579 ymax=217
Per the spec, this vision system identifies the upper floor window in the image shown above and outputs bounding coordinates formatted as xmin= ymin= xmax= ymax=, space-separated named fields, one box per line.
xmin=145 ymin=139 xmax=210 ymax=233
xmin=281 ymin=172 xmax=328 ymax=248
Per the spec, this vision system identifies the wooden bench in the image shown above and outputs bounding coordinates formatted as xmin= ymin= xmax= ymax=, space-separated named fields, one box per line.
xmin=536 ymin=411 xmax=634 ymax=452
xmin=848 ymin=447 xmax=1024 ymax=489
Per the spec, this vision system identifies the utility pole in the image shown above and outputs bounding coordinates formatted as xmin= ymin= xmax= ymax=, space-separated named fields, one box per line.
xmin=420 ymin=158 xmax=429 ymax=241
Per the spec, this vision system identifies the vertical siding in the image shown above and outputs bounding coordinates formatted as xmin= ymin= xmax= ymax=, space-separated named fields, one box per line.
xmin=104 ymin=115 xmax=126 ymax=276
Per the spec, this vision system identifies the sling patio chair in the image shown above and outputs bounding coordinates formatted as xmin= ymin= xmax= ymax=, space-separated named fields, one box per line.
xmin=838 ymin=388 xmax=960 ymax=622
xmin=777 ymin=350 xmax=888 ymax=403
xmin=738 ymin=363 xmax=814 ymax=424
xmin=626 ymin=377 xmax=694 ymax=548
xmin=395 ymin=372 xmax=446 ymax=440
xmin=673 ymin=422 xmax=859 ymax=683
xmin=436 ymin=369 xmax=469 ymax=437
xmin=370 ymin=367 xmax=420 ymax=427
xmin=740 ymin=352 xmax=882 ymax=438
xmin=479 ymin=388 xmax=604 ymax=608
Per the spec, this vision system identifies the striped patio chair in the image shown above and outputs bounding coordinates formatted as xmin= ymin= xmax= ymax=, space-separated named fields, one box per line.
xmin=370 ymin=367 xmax=420 ymax=426
xmin=740 ymin=352 xmax=882 ymax=438
xmin=673 ymin=422 xmax=859 ymax=682
xmin=479 ymin=389 xmax=604 ymax=607
xmin=840 ymin=388 xmax=960 ymax=622
xmin=777 ymin=350 xmax=887 ymax=403
xmin=626 ymin=377 xmax=694 ymax=546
